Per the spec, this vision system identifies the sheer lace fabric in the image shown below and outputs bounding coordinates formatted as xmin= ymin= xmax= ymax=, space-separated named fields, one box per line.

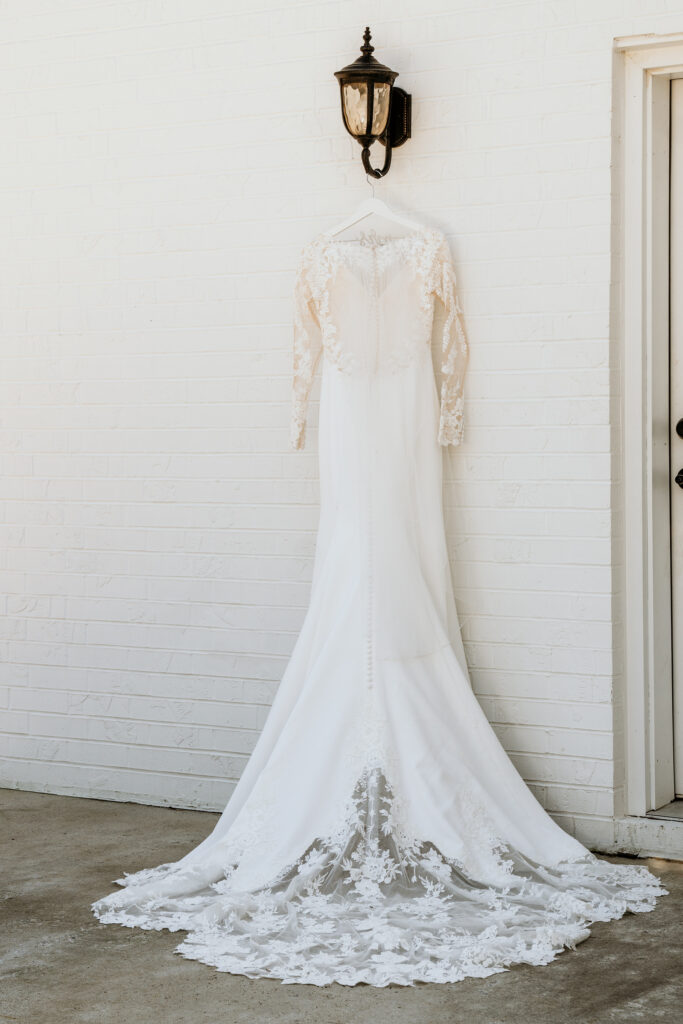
xmin=92 ymin=223 xmax=666 ymax=986
xmin=290 ymin=227 xmax=469 ymax=450
xmin=93 ymin=765 xmax=662 ymax=987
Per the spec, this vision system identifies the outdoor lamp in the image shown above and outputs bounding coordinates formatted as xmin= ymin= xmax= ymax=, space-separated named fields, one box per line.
xmin=334 ymin=27 xmax=411 ymax=178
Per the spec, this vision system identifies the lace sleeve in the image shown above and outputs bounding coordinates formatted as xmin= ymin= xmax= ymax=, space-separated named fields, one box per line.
xmin=431 ymin=236 xmax=469 ymax=446
xmin=290 ymin=249 xmax=324 ymax=450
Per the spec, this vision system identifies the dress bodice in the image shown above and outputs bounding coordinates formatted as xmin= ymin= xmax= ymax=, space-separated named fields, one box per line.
xmin=290 ymin=225 xmax=469 ymax=450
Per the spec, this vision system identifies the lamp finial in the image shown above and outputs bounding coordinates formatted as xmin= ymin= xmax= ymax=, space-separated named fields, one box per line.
xmin=361 ymin=27 xmax=374 ymax=57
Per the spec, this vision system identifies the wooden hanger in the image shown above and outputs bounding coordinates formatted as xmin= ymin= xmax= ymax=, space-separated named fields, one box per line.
xmin=324 ymin=178 xmax=423 ymax=237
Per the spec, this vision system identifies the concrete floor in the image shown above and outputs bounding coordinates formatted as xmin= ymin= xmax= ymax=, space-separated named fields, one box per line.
xmin=1 ymin=789 xmax=682 ymax=1024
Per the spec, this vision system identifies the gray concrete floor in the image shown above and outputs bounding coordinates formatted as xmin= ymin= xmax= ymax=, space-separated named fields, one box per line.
xmin=1 ymin=788 xmax=682 ymax=1024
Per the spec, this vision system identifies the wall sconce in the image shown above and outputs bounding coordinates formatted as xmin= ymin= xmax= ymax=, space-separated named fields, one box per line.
xmin=334 ymin=27 xmax=411 ymax=179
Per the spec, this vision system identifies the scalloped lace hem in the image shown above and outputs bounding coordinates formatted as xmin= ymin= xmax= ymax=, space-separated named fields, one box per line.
xmin=91 ymin=770 xmax=666 ymax=986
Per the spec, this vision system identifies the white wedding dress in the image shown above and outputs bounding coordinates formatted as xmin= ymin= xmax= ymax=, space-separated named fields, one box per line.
xmin=92 ymin=223 xmax=665 ymax=986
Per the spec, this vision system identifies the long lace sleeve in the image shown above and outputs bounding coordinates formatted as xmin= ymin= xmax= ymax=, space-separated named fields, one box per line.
xmin=290 ymin=250 xmax=323 ymax=450
xmin=431 ymin=237 xmax=469 ymax=446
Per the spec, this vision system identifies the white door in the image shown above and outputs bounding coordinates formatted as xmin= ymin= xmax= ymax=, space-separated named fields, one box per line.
xmin=671 ymin=78 xmax=683 ymax=797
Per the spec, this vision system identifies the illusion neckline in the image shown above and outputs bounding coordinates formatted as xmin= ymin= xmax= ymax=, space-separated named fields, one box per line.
xmin=317 ymin=226 xmax=440 ymax=250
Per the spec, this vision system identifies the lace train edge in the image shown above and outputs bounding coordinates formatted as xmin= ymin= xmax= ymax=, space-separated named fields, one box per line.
xmin=91 ymin=772 xmax=667 ymax=987
xmin=91 ymin=855 xmax=665 ymax=987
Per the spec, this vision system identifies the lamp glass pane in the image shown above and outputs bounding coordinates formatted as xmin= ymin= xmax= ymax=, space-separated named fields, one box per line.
xmin=342 ymin=81 xmax=369 ymax=135
xmin=372 ymin=83 xmax=390 ymax=135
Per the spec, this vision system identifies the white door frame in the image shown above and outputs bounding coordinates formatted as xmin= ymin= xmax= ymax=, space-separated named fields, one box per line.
xmin=614 ymin=34 xmax=683 ymax=819
xmin=671 ymin=80 xmax=683 ymax=797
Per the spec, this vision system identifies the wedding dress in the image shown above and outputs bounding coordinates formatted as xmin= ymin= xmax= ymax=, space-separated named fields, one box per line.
xmin=92 ymin=223 xmax=665 ymax=987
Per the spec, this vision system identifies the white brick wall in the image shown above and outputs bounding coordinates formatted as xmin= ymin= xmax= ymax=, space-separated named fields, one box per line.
xmin=2 ymin=0 xmax=682 ymax=852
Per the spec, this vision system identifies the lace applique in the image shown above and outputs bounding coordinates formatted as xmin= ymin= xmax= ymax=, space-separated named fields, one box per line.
xmin=290 ymin=239 xmax=325 ymax=450
xmin=423 ymin=234 xmax=469 ymax=447
xmin=92 ymin=762 xmax=666 ymax=987
xmin=289 ymin=228 xmax=469 ymax=451
xmin=91 ymin=670 xmax=666 ymax=984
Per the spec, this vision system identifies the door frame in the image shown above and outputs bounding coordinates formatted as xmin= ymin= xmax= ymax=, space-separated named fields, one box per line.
xmin=613 ymin=34 xmax=683 ymax=818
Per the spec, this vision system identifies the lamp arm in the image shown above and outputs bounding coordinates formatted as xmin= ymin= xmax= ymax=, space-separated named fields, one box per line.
xmin=361 ymin=140 xmax=393 ymax=179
